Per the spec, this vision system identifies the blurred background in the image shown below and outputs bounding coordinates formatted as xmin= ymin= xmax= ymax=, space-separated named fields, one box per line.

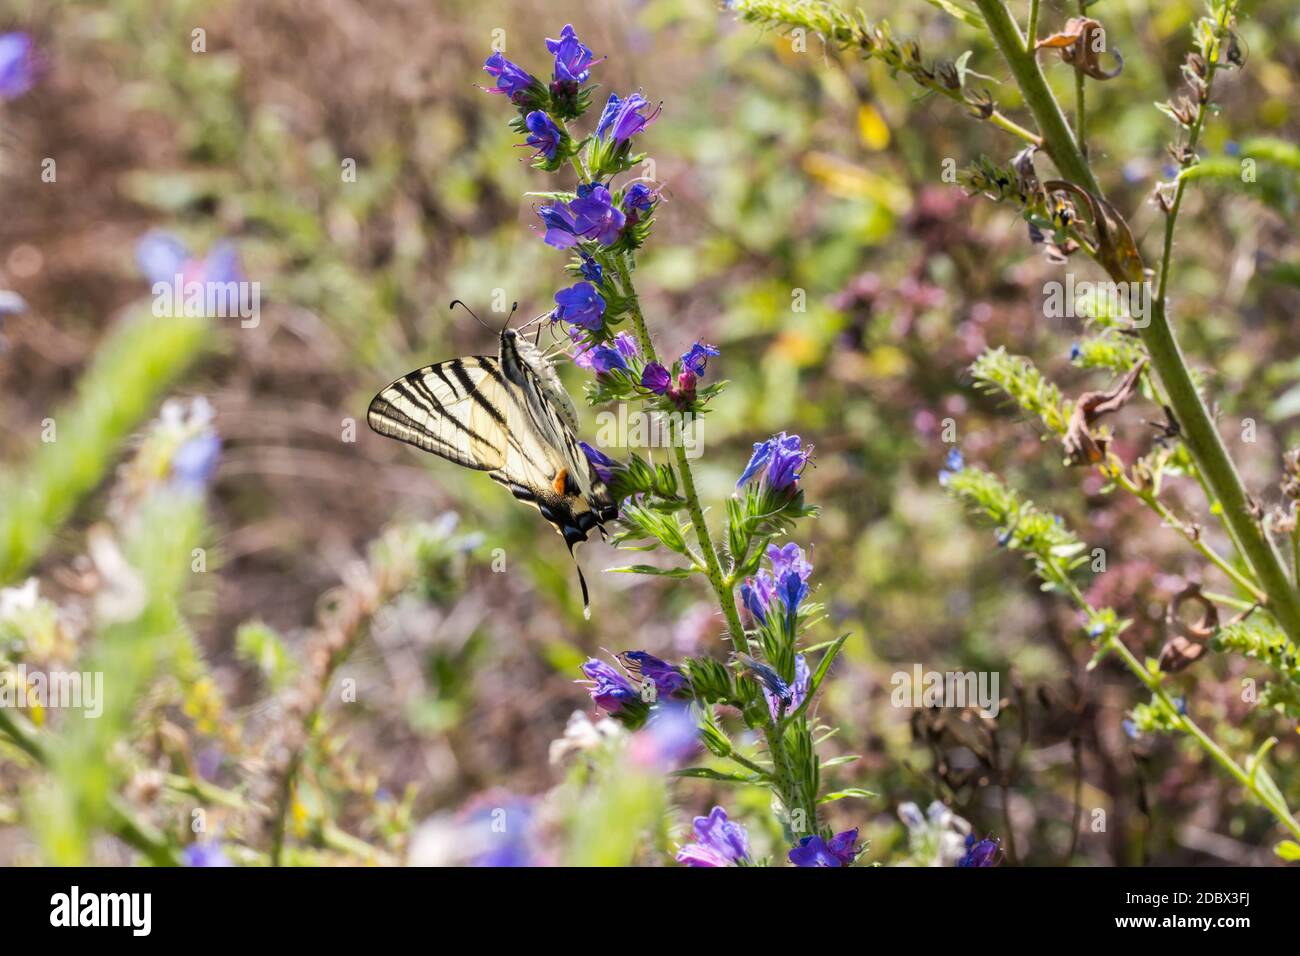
xmin=1 ymin=0 xmax=1298 ymax=865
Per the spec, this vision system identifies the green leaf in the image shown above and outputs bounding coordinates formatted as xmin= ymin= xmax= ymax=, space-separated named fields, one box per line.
xmin=924 ymin=0 xmax=987 ymax=30
xmin=1275 ymin=840 xmax=1300 ymax=862
xmin=818 ymin=788 xmax=877 ymax=804
xmin=606 ymin=564 xmax=695 ymax=579
xmin=670 ymin=767 xmax=760 ymax=784
xmin=820 ymin=755 xmax=861 ymax=769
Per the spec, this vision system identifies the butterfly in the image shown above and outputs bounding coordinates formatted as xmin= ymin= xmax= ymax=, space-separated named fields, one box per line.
xmin=367 ymin=303 xmax=617 ymax=616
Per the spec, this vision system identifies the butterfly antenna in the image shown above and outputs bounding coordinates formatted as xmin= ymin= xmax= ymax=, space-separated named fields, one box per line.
xmin=500 ymin=301 xmax=519 ymax=334
xmin=449 ymin=299 xmax=496 ymax=334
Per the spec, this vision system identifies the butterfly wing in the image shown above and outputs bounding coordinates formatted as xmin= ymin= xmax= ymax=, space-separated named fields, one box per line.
xmin=367 ymin=356 xmax=511 ymax=470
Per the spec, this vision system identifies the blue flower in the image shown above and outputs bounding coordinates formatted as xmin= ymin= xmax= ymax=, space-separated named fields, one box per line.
xmin=568 ymin=183 xmax=626 ymax=246
xmin=737 ymin=432 xmax=811 ymax=493
xmin=622 ymin=182 xmax=658 ymax=216
xmin=956 ymin=833 xmax=1002 ymax=867
xmin=761 ymin=653 xmax=809 ymax=721
xmin=788 ymin=828 xmax=861 ymax=867
xmin=1069 ymin=341 xmax=1083 ymax=362
xmin=631 ymin=703 xmax=700 ymax=770
xmin=524 ymin=110 xmax=562 ymax=161
xmin=595 ymin=92 xmax=661 ymax=144
xmin=546 ymin=24 xmax=600 ymax=84
xmin=586 ymin=343 xmax=628 ymax=374
xmin=136 ymin=231 xmax=243 ymax=288
xmin=482 ymin=51 xmax=536 ymax=101
xmin=739 ymin=571 xmax=776 ymax=624
xmin=553 ymin=281 xmax=606 ymax=330
xmin=641 ymin=361 xmax=672 ymax=394
xmin=539 ymin=202 xmax=582 ymax=249
xmin=580 ymin=441 xmax=616 ymax=484
xmin=171 ymin=432 xmax=222 ymax=491
xmin=769 ymin=542 xmax=812 ymax=621
xmin=617 ymin=650 xmax=690 ymax=699
xmin=580 ymin=658 xmax=641 ymax=719
xmin=0 ymin=33 xmax=36 ymax=100
xmin=738 ymin=653 xmax=791 ymax=705
xmin=183 ymin=843 xmax=232 ymax=867
xmin=680 ymin=341 xmax=719 ymax=377
xmin=579 ymin=255 xmax=604 ymax=284
xmin=676 ymin=806 xmax=751 ymax=867
xmin=938 ymin=447 xmax=964 ymax=487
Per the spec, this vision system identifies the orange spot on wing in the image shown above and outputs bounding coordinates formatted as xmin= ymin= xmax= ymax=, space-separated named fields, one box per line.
xmin=553 ymin=468 xmax=568 ymax=496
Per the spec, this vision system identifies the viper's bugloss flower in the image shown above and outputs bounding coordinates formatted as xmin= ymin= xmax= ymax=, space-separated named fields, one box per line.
xmin=737 ymin=652 xmax=794 ymax=711
xmin=596 ymin=92 xmax=661 ymax=144
xmin=546 ymin=24 xmax=600 ymax=84
xmin=0 ymin=32 xmax=36 ymax=100
xmin=740 ymin=572 xmax=776 ymax=623
xmin=676 ymin=806 xmax=751 ymax=867
xmin=736 ymin=432 xmax=811 ymax=492
xmin=673 ymin=369 xmax=697 ymax=404
xmin=482 ymin=51 xmax=536 ymax=101
xmin=681 ymin=341 xmax=719 ymax=377
xmin=539 ymin=202 xmax=582 ymax=249
xmin=568 ymin=183 xmax=626 ymax=246
xmin=641 ymin=361 xmax=672 ymax=394
xmin=171 ymin=432 xmax=222 ymax=492
xmin=523 ymin=110 xmax=562 ymax=161
xmin=580 ymin=442 xmax=617 ymax=484
xmin=938 ymin=447 xmax=964 ymax=487
xmin=183 ymin=843 xmax=232 ymax=867
xmin=622 ymin=182 xmax=657 ymax=215
xmin=587 ymin=343 xmax=629 ymax=375
xmin=762 ymin=653 xmax=809 ymax=720
xmin=956 ymin=833 xmax=1002 ymax=867
xmin=617 ymin=650 xmax=690 ymax=699
xmin=788 ymin=828 xmax=861 ymax=867
xmin=630 ymin=703 xmax=699 ymax=770
xmin=553 ymin=281 xmax=605 ymax=330
xmin=580 ymin=658 xmax=637 ymax=712
xmin=579 ymin=255 xmax=603 ymax=284
xmin=137 ymin=230 xmax=243 ymax=289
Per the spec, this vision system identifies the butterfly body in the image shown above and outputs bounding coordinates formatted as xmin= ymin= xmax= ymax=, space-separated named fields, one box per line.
xmin=368 ymin=328 xmax=616 ymax=614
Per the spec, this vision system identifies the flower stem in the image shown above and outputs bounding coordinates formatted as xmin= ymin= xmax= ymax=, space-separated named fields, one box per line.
xmin=973 ymin=0 xmax=1300 ymax=646
xmin=615 ymin=252 xmax=750 ymax=655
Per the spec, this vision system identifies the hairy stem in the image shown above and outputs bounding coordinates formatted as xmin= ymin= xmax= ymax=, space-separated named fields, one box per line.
xmin=973 ymin=0 xmax=1300 ymax=646
xmin=617 ymin=252 xmax=750 ymax=655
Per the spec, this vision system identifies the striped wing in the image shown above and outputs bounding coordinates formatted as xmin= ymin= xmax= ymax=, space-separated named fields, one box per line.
xmin=367 ymin=356 xmax=510 ymax=470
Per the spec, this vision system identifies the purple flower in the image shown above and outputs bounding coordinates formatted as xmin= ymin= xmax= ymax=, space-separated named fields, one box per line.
xmin=676 ymin=807 xmax=751 ymax=867
xmin=586 ymin=343 xmax=628 ymax=374
xmin=595 ymin=92 xmax=661 ymax=144
xmin=0 ymin=32 xmax=36 ymax=100
xmin=617 ymin=651 xmax=690 ymax=699
xmin=539 ymin=201 xmax=582 ymax=249
xmin=171 ymin=432 xmax=222 ymax=491
xmin=553 ymin=281 xmax=606 ymax=330
xmin=630 ymin=703 xmax=700 ymax=770
xmin=788 ymin=828 xmax=861 ymax=867
xmin=581 ymin=441 xmax=617 ymax=484
xmin=641 ymin=362 xmax=672 ymax=394
xmin=546 ymin=24 xmax=600 ymax=84
xmin=736 ymin=432 xmax=811 ymax=493
xmin=580 ymin=658 xmax=639 ymax=715
xmin=568 ymin=183 xmax=626 ymax=246
xmin=769 ymin=542 xmax=812 ymax=623
xmin=938 ymin=446 xmax=964 ymax=487
xmin=183 ymin=843 xmax=232 ymax=867
xmin=579 ymin=256 xmax=604 ymax=284
xmin=680 ymin=341 xmax=719 ymax=377
xmin=739 ymin=571 xmax=776 ymax=624
xmin=612 ymin=331 xmax=640 ymax=361
xmin=957 ymin=833 xmax=1002 ymax=867
xmin=136 ymin=231 xmax=243 ymax=287
xmin=524 ymin=110 xmax=562 ymax=161
xmin=673 ymin=370 xmax=698 ymax=405
xmin=761 ymin=654 xmax=809 ymax=721
xmin=738 ymin=653 xmax=791 ymax=708
xmin=482 ymin=51 xmax=536 ymax=101
xmin=622 ymin=183 xmax=657 ymax=215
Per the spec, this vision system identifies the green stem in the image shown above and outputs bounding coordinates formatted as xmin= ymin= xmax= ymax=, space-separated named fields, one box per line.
xmin=1106 ymin=636 xmax=1300 ymax=841
xmin=616 ymin=253 xmax=750 ymax=655
xmin=973 ymin=0 xmax=1300 ymax=647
